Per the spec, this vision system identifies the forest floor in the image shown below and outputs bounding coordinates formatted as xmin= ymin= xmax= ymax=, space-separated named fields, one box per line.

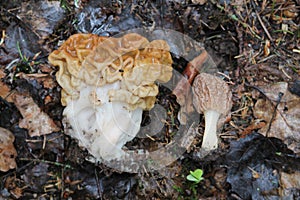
xmin=0 ymin=0 xmax=299 ymax=199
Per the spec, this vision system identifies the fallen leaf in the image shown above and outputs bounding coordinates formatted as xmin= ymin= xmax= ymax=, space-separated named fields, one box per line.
xmin=4 ymin=176 xmax=25 ymax=199
xmin=279 ymin=171 xmax=300 ymax=198
xmin=0 ymin=69 xmax=5 ymax=78
xmin=0 ymin=127 xmax=17 ymax=172
xmin=12 ymin=93 xmax=60 ymax=137
xmin=0 ymin=81 xmax=12 ymax=101
xmin=22 ymin=162 xmax=49 ymax=191
xmin=18 ymin=0 xmax=66 ymax=38
xmin=0 ymin=69 xmax=13 ymax=102
xmin=173 ymin=51 xmax=209 ymax=124
xmin=173 ymin=78 xmax=194 ymax=124
xmin=240 ymin=120 xmax=266 ymax=138
xmin=253 ymin=82 xmax=300 ymax=153
xmin=17 ymin=72 xmax=57 ymax=89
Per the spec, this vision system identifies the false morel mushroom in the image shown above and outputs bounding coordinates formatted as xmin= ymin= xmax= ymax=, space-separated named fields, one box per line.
xmin=48 ymin=33 xmax=173 ymax=162
xmin=192 ymin=73 xmax=232 ymax=151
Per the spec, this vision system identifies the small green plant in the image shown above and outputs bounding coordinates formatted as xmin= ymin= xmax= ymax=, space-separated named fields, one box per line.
xmin=16 ymin=42 xmax=35 ymax=74
xmin=186 ymin=169 xmax=204 ymax=184
xmin=60 ymin=0 xmax=71 ymax=11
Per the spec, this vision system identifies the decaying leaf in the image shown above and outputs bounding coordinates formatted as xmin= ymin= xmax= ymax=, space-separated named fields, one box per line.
xmin=253 ymin=82 xmax=300 ymax=153
xmin=5 ymin=176 xmax=24 ymax=199
xmin=0 ymin=69 xmax=13 ymax=102
xmin=12 ymin=93 xmax=60 ymax=137
xmin=18 ymin=0 xmax=65 ymax=38
xmin=279 ymin=171 xmax=300 ymax=198
xmin=0 ymin=79 xmax=11 ymax=100
xmin=16 ymin=72 xmax=57 ymax=89
xmin=0 ymin=127 xmax=17 ymax=172
xmin=172 ymin=50 xmax=208 ymax=124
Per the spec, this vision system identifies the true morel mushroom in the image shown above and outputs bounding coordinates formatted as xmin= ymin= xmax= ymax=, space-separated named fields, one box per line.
xmin=192 ymin=73 xmax=232 ymax=151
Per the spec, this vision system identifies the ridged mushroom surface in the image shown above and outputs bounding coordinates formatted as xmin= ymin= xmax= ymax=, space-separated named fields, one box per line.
xmin=192 ymin=73 xmax=232 ymax=150
xmin=48 ymin=33 xmax=173 ymax=161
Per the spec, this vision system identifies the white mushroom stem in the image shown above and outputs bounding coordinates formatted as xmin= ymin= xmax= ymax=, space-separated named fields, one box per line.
xmin=63 ymin=83 xmax=143 ymax=161
xmin=202 ymin=109 xmax=221 ymax=150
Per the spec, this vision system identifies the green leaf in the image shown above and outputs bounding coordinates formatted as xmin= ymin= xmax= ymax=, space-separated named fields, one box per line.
xmin=190 ymin=169 xmax=203 ymax=179
xmin=187 ymin=174 xmax=200 ymax=183
xmin=186 ymin=169 xmax=204 ymax=184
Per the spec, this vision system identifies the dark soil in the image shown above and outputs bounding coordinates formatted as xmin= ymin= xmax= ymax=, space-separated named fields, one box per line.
xmin=0 ymin=0 xmax=299 ymax=199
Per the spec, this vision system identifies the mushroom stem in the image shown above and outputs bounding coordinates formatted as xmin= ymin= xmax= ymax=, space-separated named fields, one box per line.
xmin=202 ymin=109 xmax=221 ymax=150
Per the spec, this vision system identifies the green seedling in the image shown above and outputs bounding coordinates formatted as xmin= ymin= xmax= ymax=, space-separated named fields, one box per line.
xmin=60 ymin=0 xmax=71 ymax=11
xmin=187 ymin=169 xmax=204 ymax=184
xmin=16 ymin=42 xmax=35 ymax=73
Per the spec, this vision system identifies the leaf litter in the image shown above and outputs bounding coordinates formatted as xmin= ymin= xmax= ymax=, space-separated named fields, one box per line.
xmin=0 ymin=0 xmax=300 ymax=199
xmin=12 ymin=92 xmax=60 ymax=137
xmin=253 ymin=82 xmax=300 ymax=153
xmin=0 ymin=127 xmax=17 ymax=172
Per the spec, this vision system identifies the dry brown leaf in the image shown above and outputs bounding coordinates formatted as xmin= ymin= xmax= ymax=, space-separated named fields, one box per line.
xmin=279 ymin=171 xmax=300 ymax=197
xmin=0 ymin=81 xmax=12 ymax=101
xmin=12 ymin=93 xmax=60 ymax=137
xmin=18 ymin=0 xmax=65 ymax=38
xmin=5 ymin=176 xmax=25 ymax=199
xmin=0 ymin=69 xmax=13 ymax=102
xmin=17 ymin=72 xmax=57 ymax=89
xmin=0 ymin=127 xmax=17 ymax=172
xmin=253 ymin=82 xmax=300 ymax=153
xmin=172 ymin=51 xmax=208 ymax=124
xmin=0 ymin=69 xmax=5 ymax=78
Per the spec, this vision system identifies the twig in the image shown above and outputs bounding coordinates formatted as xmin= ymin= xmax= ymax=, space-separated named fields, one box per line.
xmin=255 ymin=10 xmax=273 ymax=41
xmin=257 ymin=54 xmax=276 ymax=63
xmin=265 ymin=92 xmax=283 ymax=137
xmin=94 ymin=168 xmax=103 ymax=200
xmin=19 ymin=158 xmax=73 ymax=169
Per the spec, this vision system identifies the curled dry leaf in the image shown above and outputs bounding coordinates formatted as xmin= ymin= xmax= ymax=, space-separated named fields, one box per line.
xmin=0 ymin=127 xmax=17 ymax=172
xmin=12 ymin=93 xmax=60 ymax=137
xmin=16 ymin=72 xmax=57 ymax=89
xmin=0 ymin=80 xmax=11 ymax=101
xmin=253 ymin=82 xmax=300 ymax=153
xmin=279 ymin=171 xmax=300 ymax=197
xmin=172 ymin=50 xmax=208 ymax=124
xmin=0 ymin=69 xmax=13 ymax=102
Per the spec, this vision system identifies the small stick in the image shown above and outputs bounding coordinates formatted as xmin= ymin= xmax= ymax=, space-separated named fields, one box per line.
xmin=255 ymin=10 xmax=273 ymax=41
xmin=266 ymin=92 xmax=283 ymax=137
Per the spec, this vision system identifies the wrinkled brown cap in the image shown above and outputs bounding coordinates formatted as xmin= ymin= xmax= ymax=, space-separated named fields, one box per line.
xmin=48 ymin=34 xmax=106 ymax=105
xmin=192 ymin=73 xmax=232 ymax=116
xmin=49 ymin=33 xmax=173 ymax=110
